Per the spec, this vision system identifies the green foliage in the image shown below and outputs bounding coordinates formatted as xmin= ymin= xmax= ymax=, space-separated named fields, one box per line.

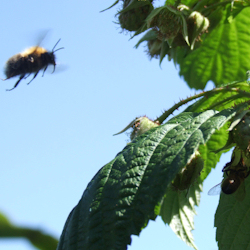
xmin=57 ymin=1 xmax=250 ymax=250
xmin=184 ymin=81 xmax=250 ymax=113
xmin=107 ymin=0 xmax=250 ymax=90
xmin=160 ymin=153 xmax=204 ymax=249
xmin=215 ymin=163 xmax=250 ymax=250
xmin=2 ymin=1 xmax=248 ymax=250
xmin=2 ymin=0 xmax=250 ymax=250
xmin=177 ymin=6 xmax=250 ymax=89
xmin=57 ymin=102 xmax=247 ymax=250
xmin=160 ymin=181 xmax=202 ymax=250
xmin=198 ymin=126 xmax=229 ymax=180
xmin=0 ymin=212 xmax=58 ymax=250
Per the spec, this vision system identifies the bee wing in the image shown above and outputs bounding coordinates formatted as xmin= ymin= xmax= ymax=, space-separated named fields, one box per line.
xmin=208 ymin=183 xmax=222 ymax=196
xmin=31 ymin=30 xmax=50 ymax=54
xmin=35 ymin=30 xmax=50 ymax=46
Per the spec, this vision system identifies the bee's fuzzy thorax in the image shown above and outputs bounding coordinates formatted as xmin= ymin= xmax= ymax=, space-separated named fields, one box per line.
xmin=21 ymin=46 xmax=47 ymax=56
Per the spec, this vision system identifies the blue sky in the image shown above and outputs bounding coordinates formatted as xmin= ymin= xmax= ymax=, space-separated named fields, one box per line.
xmin=0 ymin=1 xmax=229 ymax=249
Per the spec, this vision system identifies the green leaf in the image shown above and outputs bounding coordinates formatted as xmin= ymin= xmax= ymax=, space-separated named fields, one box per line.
xmin=100 ymin=0 xmax=119 ymax=12
xmin=184 ymin=82 xmax=250 ymax=179
xmin=159 ymin=41 xmax=170 ymax=65
xmin=184 ymin=81 xmax=250 ymax=179
xmin=164 ymin=0 xmax=176 ymax=6
xmin=226 ymin=1 xmax=250 ymax=23
xmin=178 ymin=7 xmax=250 ymax=89
xmin=0 ymin=212 xmax=58 ymax=250
xmin=160 ymin=120 xmax=232 ymax=250
xmin=159 ymin=121 xmax=231 ymax=250
xmin=185 ymin=81 xmax=250 ymax=113
xmin=57 ymin=105 xmax=245 ymax=250
xmin=180 ymin=0 xmax=197 ymax=7
xmin=199 ymin=124 xmax=230 ymax=181
xmin=215 ymin=174 xmax=250 ymax=250
xmin=160 ymin=181 xmax=202 ymax=250
xmin=134 ymin=29 xmax=157 ymax=48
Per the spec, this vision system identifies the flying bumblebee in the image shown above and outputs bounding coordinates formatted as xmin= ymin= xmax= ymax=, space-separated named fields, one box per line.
xmin=2 ymin=39 xmax=64 ymax=91
xmin=208 ymin=159 xmax=250 ymax=200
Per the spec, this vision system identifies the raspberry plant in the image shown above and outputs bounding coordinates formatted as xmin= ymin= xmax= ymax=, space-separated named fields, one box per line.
xmin=52 ymin=0 xmax=250 ymax=249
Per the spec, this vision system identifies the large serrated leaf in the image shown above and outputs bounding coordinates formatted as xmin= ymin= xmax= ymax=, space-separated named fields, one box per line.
xmin=160 ymin=181 xmax=202 ymax=250
xmin=159 ymin=124 xmax=229 ymax=250
xmin=199 ymin=125 xmax=230 ymax=181
xmin=186 ymin=82 xmax=246 ymax=180
xmin=178 ymin=7 xmax=250 ymax=89
xmin=215 ymin=174 xmax=250 ymax=250
xmin=159 ymin=121 xmax=231 ymax=250
xmin=57 ymin=105 xmax=246 ymax=250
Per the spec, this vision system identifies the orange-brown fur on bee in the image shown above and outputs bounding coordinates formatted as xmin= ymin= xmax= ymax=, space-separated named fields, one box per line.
xmin=3 ymin=39 xmax=63 ymax=91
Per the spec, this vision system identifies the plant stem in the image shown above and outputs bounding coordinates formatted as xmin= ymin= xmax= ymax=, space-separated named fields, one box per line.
xmin=155 ymin=86 xmax=250 ymax=124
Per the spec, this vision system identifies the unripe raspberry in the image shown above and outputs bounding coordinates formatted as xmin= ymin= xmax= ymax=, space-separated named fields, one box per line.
xmin=119 ymin=0 xmax=153 ymax=31
xmin=147 ymin=6 xmax=182 ymax=40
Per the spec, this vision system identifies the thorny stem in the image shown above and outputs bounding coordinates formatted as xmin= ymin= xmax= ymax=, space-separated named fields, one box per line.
xmin=155 ymin=86 xmax=250 ymax=124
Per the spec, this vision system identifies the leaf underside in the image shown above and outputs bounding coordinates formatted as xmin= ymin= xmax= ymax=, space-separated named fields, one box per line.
xmin=160 ymin=180 xmax=202 ymax=250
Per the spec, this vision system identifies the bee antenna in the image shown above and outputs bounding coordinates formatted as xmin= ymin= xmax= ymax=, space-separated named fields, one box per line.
xmin=53 ymin=47 xmax=64 ymax=53
xmin=52 ymin=38 xmax=62 ymax=52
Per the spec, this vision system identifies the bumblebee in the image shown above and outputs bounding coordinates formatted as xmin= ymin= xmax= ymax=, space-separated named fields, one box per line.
xmin=221 ymin=162 xmax=249 ymax=195
xmin=3 ymin=39 xmax=64 ymax=91
xmin=208 ymin=159 xmax=250 ymax=200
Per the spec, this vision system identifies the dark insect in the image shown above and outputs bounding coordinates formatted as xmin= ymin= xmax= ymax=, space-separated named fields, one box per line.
xmin=208 ymin=160 xmax=250 ymax=200
xmin=2 ymin=39 xmax=64 ymax=91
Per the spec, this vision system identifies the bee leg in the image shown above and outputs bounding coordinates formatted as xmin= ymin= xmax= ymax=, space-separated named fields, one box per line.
xmin=24 ymin=73 xmax=31 ymax=79
xmin=42 ymin=66 xmax=48 ymax=77
xmin=0 ymin=75 xmax=13 ymax=81
xmin=27 ymin=71 xmax=39 ymax=85
xmin=51 ymin=64 xmax=56 ymax=74
xmin=6 ymin=74 xmax=25 ymax=91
